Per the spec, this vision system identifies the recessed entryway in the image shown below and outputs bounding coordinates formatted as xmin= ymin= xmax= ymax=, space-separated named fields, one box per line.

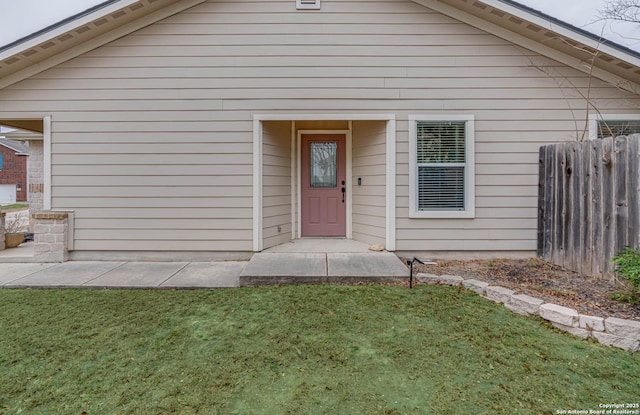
xmin=254 ymin=114 xmax=396 ymax=253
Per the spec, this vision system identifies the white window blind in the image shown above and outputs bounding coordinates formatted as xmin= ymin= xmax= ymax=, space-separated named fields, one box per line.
xmin=416 ymin=121 xmax=466 ymax=211
xmin=597 ymin=120 xmax=640 ymax=139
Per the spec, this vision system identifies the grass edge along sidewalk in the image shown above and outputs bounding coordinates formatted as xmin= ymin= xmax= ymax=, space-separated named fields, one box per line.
xmin=1 ymin=285 xmax=638 ymax=414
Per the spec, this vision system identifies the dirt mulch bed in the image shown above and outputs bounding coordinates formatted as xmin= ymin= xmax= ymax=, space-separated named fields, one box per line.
xmin=402 ymin=257 xmax=640 ymax=321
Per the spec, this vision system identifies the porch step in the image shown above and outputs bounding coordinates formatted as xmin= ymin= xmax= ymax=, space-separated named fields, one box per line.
xmin=239 ymin=252 xmax=409 ymax=286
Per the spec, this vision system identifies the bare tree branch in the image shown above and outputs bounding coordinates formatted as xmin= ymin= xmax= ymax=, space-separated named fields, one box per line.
xmin=599 ymin=0 xmax=640 ymax=24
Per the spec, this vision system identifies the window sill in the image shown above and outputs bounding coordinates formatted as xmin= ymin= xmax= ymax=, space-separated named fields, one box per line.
xmin=409 ymin=210 xmax=475 ymax=219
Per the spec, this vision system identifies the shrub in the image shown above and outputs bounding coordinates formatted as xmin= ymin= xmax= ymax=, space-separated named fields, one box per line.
xmin=611 ymin=247 xmax=640 ymax=303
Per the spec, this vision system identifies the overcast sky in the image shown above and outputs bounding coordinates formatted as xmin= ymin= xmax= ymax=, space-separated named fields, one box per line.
xmin=0 ymin=0 xmax=638 ymax=51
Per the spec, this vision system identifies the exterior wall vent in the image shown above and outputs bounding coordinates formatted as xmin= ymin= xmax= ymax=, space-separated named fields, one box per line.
xmin=297 ymin=0 xmax=320 ymax=10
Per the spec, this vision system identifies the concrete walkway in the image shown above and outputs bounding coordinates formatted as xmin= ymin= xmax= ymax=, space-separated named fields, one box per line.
xmin=0 ymin=240 xmax=411 ymax=289
xmin=0 ymin=261 xmax=244 ymax=288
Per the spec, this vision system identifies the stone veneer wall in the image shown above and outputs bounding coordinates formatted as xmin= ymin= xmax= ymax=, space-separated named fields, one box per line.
xmin=418 ymin=273 xmax=640 ymax=352
xmin=33 ymin=212 xmax=68 ymax=262
xmin=28 ymin=140 xmax=44 ymax=212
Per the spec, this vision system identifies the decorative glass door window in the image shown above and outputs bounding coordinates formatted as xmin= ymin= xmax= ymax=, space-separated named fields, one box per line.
xmin=310 ymin=142 xmax=337 ymax=188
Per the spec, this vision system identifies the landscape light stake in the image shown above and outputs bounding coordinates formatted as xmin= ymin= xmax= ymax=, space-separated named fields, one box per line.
xmin=406 ymin=257 xmax=437 ymax=288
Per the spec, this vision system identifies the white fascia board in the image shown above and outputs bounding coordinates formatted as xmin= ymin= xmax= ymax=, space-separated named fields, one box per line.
xmin=478 ymin=0 xmax=640 ymax=69
xmin=0 ymin=0 xmax=140 ymax=62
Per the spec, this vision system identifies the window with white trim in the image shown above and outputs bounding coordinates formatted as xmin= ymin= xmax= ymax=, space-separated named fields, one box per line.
xmin=409 ymin=115 xmax=475 ymax=218
xmin=590 ymin=114 xmax=640 ymax=140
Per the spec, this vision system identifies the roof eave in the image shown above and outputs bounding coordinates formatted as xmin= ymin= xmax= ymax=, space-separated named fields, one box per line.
xmin=489 ymin=0 xmax=640 ymax=67
xmin=412 ymin=0 xmax=640 ymax=88
xmin=0 ymin=0 xmax=206 ymax=89
xmin=0 ymin=0 xmax=140 ymax=62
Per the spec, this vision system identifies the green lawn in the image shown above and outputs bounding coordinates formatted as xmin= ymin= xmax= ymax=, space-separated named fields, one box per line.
xmin=0 ymin=286 xmax=638 ymax=414
xmin=0 ymin=203 xmax=28 ymax=211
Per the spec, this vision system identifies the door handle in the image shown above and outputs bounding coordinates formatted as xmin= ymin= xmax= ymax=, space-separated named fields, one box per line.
xmin=341 ymin=187 xmax=345 ymax=203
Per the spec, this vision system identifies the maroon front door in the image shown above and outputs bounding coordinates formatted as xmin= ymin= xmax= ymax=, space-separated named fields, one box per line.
xmin=301 ymin=134 xmax=346 ymax=237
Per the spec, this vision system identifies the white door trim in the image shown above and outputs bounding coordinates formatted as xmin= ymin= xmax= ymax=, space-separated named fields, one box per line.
xmin=253 ymin=114 xmax=396 ymax=252
xmin=385 ymin=119 xmax=396 ymax=251
xmin=297 ymin=130 xmax=352 ymax=239
xmin=252 ymin=119 xmax=263 ymax=252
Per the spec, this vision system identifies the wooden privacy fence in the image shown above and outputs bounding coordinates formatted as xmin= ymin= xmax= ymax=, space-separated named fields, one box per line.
xmin=538 ymin=134 xmax=640 ymax=277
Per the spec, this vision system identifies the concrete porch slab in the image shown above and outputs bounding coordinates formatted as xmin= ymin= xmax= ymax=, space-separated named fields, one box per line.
xmin=0 ymin=263 xmax=58 ymax=285
xmin=162 ymin=262 xmax=245 ymax=288
xmin=327 ymin=252 xmax=408 ymax=277
xmin=240 ymin=249 xmax=409 ymax=286
xmin=0 ymin=241 xmax=35 ymax=260
xmin=5 ymin=262 xmax=124 ymax=287
xmin=241 ymin=253 xmax=326 ymax=277
xmin=264 ymin=238 xmax=371 ymax=253
xmin=83 ymin=262 xmax=189 ymax=288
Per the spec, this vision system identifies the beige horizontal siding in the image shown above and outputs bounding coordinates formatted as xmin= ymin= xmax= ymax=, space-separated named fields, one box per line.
xmin=74 ymin=218 xmax=250 ymax=229
xmin=71 ymin=208 xmax=253 ymax=219
xmin=31 ymin=66 xmax=590 ymax=81
xmin=52 ymin=56 xmax=569 ymax=70
xmin=52 ymin=164 xmax=253 ymax=176
xmin=2 ymin=88 xmax=627 ymax=102
xmin=0 ymin=0 xmax=638 ymax=253
xmin=352 ymin=121 xmax=387 ymax=247
xmin=52 ymin=175 xmax=252 ymax=186
xmin=262 ymin=121 xmax=292 ymax=249
xmin=53 ymin=197 xmax=252 ymax=208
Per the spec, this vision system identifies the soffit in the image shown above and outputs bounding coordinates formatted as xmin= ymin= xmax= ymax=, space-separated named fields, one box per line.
xmin=0 ymin=120 xmax=44 ymax=134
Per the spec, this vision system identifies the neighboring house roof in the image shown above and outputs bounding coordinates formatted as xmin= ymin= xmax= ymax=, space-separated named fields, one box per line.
xmin=0 ymin=138 xmax=29 ymax=156
xmin=0 ymin=0 xmax=638 ymax=90
xmin=0 ymin=130 xmax=44 ymax=140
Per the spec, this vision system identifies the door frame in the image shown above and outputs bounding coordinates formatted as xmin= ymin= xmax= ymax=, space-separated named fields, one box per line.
xmin=297 ymin=130 xmax=352 ymax=240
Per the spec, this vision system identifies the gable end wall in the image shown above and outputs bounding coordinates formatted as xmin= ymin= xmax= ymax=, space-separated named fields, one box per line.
xmin=0 ymin=0 xmax=638 ymax=253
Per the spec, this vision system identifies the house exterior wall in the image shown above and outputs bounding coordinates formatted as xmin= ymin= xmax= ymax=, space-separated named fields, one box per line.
xmin=0 ymin=145 xmax=27 ymax=202
xmin=352 ymin=120 xmax=387 ymax=247
xmin=262 ymin=121 xmax=292 ymax=250
xmin=0 ymin=0 xmax=638 ymax=255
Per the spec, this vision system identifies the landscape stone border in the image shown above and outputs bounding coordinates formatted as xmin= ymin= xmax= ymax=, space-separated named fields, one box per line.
xmin=417 ymin=273 xmax=640 ymax=352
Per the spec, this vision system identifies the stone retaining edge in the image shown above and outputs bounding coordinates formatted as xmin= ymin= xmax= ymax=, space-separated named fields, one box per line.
xmin=416 ymin=273 xmax=640 ymax=352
